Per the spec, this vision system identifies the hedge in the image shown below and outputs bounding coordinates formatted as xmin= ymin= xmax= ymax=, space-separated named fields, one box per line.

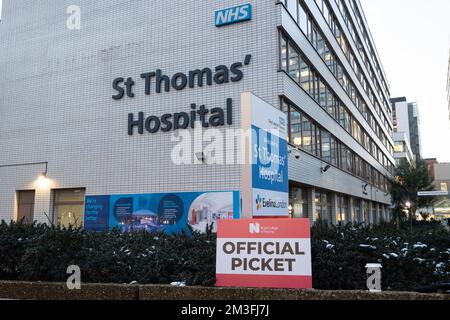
xmin=0 ymin=220 xmax=449 ymax=291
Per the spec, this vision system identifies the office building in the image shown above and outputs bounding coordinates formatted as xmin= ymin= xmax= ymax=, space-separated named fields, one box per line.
xmin=0 ymin=0 xmax=395 ymax=228
xmin=393 ymin=132 xmax=414 ymax=166
xmin=391 ymin=97 xmax=422 ymax=162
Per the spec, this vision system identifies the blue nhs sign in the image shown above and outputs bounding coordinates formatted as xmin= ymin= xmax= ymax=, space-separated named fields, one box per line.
xmin=215 ymin=3 xmax=252 ymax=27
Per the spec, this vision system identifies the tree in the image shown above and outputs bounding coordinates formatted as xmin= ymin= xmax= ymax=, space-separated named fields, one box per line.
xmin=389 ymin=160 xmax=436 ymax=231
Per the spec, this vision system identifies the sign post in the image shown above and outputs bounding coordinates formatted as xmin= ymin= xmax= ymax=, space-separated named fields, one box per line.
xmin=417 ymin=191 xmax=449 ymax=197
xmin=216 ymin=218 xmax=312 ymax=289
xmin=241 ymin=92 xmax=289 ymax=218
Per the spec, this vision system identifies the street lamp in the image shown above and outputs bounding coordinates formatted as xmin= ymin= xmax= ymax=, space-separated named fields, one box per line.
xmin=405 ymin=201 xmax=412 ymax=232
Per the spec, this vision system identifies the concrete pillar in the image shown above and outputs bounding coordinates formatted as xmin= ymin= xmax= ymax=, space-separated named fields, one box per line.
xmin=349 ymin=197 xmax=355 ymax=224
xmin=308 ymin=187 xmax=316 ymax=226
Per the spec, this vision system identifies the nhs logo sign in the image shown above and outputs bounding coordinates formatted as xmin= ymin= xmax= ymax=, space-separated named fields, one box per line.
xmin=215 ymin=3 xmax=252 ymax=27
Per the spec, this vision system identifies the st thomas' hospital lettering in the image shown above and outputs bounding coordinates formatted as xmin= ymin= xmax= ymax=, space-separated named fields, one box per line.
xmin=111 ymin=55 xmax=252 ymax=135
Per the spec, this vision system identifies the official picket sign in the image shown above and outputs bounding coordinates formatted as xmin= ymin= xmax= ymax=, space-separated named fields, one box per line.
xmin=216 ymin=219 xmax=312 ymax=289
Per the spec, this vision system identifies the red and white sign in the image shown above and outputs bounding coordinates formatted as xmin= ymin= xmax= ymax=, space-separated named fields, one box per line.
xmin=216 ymin=219 xmax=312 ymax=289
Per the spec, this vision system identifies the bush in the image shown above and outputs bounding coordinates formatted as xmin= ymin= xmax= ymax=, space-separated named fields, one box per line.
xmin=311 ymin=221 xmax=450 ymax=291
xmin=0 ymin=221 xmax=216 ymax=286
xmin=0 ymin=220 xmax=448 ymax=291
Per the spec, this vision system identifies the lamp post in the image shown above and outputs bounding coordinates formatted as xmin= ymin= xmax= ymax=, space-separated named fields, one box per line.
xmin=405 ymin=201 xmax=412 ymax=233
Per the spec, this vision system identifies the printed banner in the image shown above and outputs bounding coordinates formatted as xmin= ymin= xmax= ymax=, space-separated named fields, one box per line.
xmin=216 ymin=218 xmax=312 ymax=289
xmin=84 ymin=191 xmax=240 ymax=234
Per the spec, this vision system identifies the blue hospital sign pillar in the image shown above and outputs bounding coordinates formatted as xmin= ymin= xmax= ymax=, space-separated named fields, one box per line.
xmin=240 ymin=92 xmax=289 ymax=218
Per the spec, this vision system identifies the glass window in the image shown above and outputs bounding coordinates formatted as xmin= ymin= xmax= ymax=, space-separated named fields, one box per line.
xmin=372 ymin=203 xmax=378 ymax=224
xmin=300 ymin=57 xmax=311 ymax=93
xmin=315 ymin=191 xmax=331 ymax=222
xmin=330 ymin=136 xmax=337 ymax=166
xmin=440 ymin=183 xmax=448 ymax=192
xmin=319 ymin=80 xmax=327 ymax=108
xmin=288 ymin=44 xmax=300 ymax=82
xmin=280 ymin=35 xmax=288 ymax=71
xmin=287 ymin=0 xmax=298 ymax=21
xmin=289 ymin=186 xmax=308 ymax=218
xmin=363 ymin=201 xmax=370 ymax=224
xmin=315 ymin=125 xmax=321 ymax=158
xmin=302 ymin=115 xmax=314 ymax=154
xmin=17 ymin=190 xmax=35 ymax=224
xmin=339 ymin=105 xmax=351 ymax=132
xmin=337 ymin=196 xmax=348 ymax=223
xmin=316 ymin=31 xmax=325 ymax=57
xmin=321 ymin=130 xmax=331 ymax=163
xmin=326 ymin=90 xmax=336 ymax=118
xmin=394 ymin=142 xmax=404 ymax=153
xmin=298 ymin=2 xmax=308 ymax=33
xmin=54 ymin=189 xmax=86 ymax=228
xmin=354 ymin=199 xmax=362 ymax=223
xmin=291 ymin=108 xmax=302 ymax=147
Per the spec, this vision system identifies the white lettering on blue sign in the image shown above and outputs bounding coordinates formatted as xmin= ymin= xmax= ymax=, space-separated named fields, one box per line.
xmin=215 ymin=3 xmax=252 ymax=27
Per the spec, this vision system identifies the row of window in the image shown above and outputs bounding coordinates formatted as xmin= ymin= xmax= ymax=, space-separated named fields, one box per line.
xmin=279 ymin=34 xmax=394 ymax=175
xmin=348 ymin=0 xmax=390 ymax=95
xmin=281 ymin=98 xmax=390 ymax=192
xmin=17 ymin=188 xmax=85 ymax=227
xmin=295 ymin=2 xmax=393 ymax=156
xmin=334 ymin=0 xmax=391 ymax=116
xmin=280 ymin=0 xmax=393 ymax=149
xmin=314 ymin=0 xmax=392 ymax=135
xmin=289 ymin=184 xmax=391 ymax=224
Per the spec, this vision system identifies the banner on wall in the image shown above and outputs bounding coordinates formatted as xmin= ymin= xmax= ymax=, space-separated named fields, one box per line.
xmin=84 ymin=191 xmax=240 ymax=234
xmin=241 ymin=92 xmax=289 ymax=217
xmin=216 ymin=218 xmax=312 ymax=289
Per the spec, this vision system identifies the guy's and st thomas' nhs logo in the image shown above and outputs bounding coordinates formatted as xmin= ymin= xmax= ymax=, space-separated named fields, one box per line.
xmin=215 ymin=3 xmax=252 ymax=27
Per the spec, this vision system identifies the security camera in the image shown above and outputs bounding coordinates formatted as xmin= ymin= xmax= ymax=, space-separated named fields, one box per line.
xmin=289 ymin=149 xmax=301 ymax=159
xmin=321 ymin=165 xmax=331 ymax=173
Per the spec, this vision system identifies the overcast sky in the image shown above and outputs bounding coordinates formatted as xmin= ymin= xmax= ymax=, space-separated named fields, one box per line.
xmin=359 ymin=0 xmax=450 ymax=162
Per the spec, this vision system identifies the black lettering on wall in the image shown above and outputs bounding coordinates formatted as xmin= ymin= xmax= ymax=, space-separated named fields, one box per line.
xmin=209 ymin=108 xmax=225 ymax=127
xmin=145 ymin=116 xmax=161 ymax=133
xmin=156 ymin=69 xmax=170 ymax=93
xmin=226 ymin=98 xmax=233 ymax=125
xmin=124 ymin=77 xmax=135 ymax=98
xmin=190 ymin=104 xmax=197 ymax=129
xmin=230 ymin=62 xmax=243 ymax=82
xmin=214 ymin=65 xmax=230 ymax=84
xmin=126 ymin=99 xmax=233 ymax=135
xmin=189 ymin=68 xmax=213 ymax=88
xmin=113 ymin=54 xmax=252 ymax=99
xmin=128 ymin=112 xmax=144 ymax=135
xmin=160 ymin=114 xmax=173 ymax=132
xmin=197 ymin=105 xmax=209 ymax=128
xmin=141 ymin=72 xmax=156 ymax=95
xmin=174 ymin=113 xmax=189 ymax=130
xmin=171 ymin=73 xmax=188 ymax=91
xmin=112 ymin=78 xmax=125 ymax=100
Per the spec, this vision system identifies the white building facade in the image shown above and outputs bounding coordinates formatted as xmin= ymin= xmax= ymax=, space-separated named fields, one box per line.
xmin=0 ymin=0 xmax=394 ymax=228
